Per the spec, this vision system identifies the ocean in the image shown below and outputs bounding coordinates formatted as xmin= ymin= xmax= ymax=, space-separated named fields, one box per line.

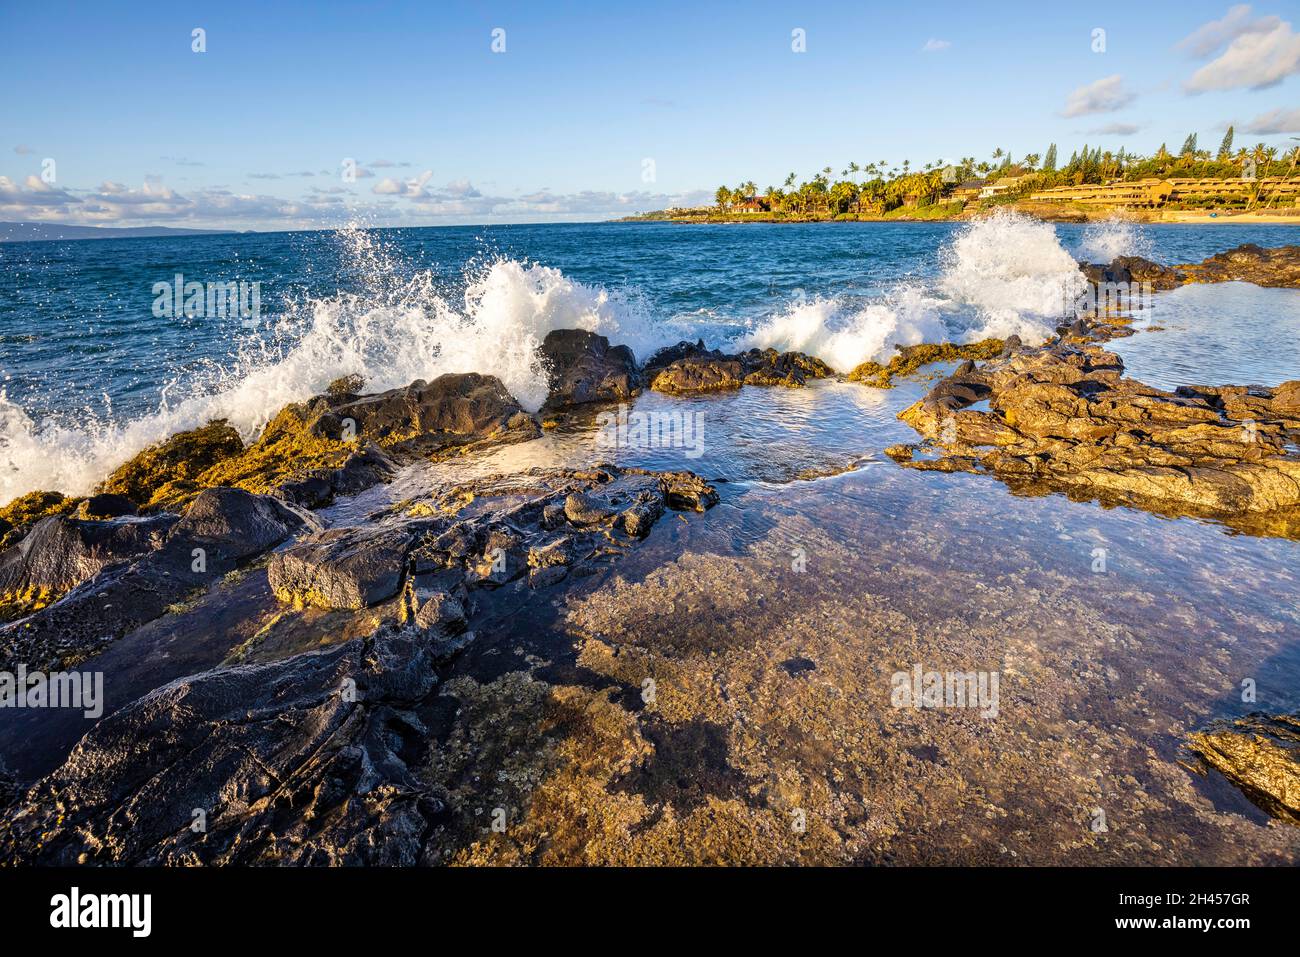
xmin=2 ymin=215 xmax=1298 ymax=501
xmin=2 ymin=215 xmax=1300 ymax=862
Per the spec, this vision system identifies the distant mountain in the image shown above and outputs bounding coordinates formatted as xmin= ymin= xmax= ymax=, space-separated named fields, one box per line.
xmin=0 ymin=221 xmax=245 ymax=242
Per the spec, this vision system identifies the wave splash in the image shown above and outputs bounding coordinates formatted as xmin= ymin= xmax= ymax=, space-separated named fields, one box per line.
xmin=1 ymin=213 xmax=1093 ymax=503
xmin=744 ymin=210 xmax=1089 ymax=367
xmin=0 ymin=227 xmax=657 ymax=501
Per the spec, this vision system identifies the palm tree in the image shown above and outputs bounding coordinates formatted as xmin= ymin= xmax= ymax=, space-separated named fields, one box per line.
xmin=715 ymin=185 xmax=731 ymax=211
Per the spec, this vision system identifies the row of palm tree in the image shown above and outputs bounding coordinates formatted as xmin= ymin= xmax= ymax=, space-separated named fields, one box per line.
xmin=710 ymin=141 xmax=1300 ymax=217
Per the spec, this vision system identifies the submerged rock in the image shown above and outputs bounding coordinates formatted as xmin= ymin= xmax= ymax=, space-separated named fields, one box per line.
xmin=540 ymin=329 xmax=642 ymax=410
xmin=269 ymin=465 xmax=718 ymax=612
xmin=892 ymin=336 xmax=1300 ymax=535
xmin=1188 ymin=712 xmax=1300 ymax=825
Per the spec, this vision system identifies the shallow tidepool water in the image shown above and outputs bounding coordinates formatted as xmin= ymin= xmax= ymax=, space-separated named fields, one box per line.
xmin=2 ymin=222 xmax=1299 ymax=863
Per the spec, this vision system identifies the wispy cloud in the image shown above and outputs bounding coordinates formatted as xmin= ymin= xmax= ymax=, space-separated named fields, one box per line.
xmin=1176 ymin=4 xmax=1273 ymax=57
xmin=1061 ymin=75 xmax=1136 ymax=117
xmin=1181 ymin=7 xmax=1300 ymax=91
xmin=1239 ymin=106 xmax=1300 ymax=133
xmin=921 ymin=38 xmax=951 ymax=52
xmin=1087 ymin=122 xmax=1144 ymax=136
xmin=13 ymin=145 xmax=35 ymax=155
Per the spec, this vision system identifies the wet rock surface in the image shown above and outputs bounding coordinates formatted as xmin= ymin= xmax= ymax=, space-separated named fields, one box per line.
xmin=889 ymin=332 xmax=1300 ymax=537
xmin=0 ymin=464 xmax=718 ymax=865
xmin=540 ymin=329 xmax=642 ymax=410
xmin=0 ymin=513 xmax=177 ymax=620
xmin=1188 ymin=712 xmax=1300 ymax=824
xmin=646 ymin=340 xmax=833 ymax=395
xmin=0 ymin=488 xmax=318 ymax=672
xmin=1081 ymin=243 xmax=1300 ymax=291
xmin=89 ymin=373 xmax=538 ymax=513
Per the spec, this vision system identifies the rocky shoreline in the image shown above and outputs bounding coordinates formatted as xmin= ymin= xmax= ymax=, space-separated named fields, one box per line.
xmin=1 ymin=243 xmax=1299 ymax=863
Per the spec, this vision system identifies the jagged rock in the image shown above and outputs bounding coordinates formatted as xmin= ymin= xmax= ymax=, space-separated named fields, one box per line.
xmin=540 ymin=329 xmax=642 ymax=410
xmin=98 ymin=421 xmax=245 ymax=506
xmin=892 ymin=338 xmax=1300 ymax=534
xmin=646 ymin=340 xmax=832 ymax=395
xmin=565 ymin=492 xmax=619 ymax=525
xmin=0 ymin=488 xmax=319 ymax=672
xmin=1188 ymin=712 xmax=1300 ymax=824
xmin=101 ymin=373 xmax=537 ymax=513
xmin=1080 ymin=244 xmax=1300 ymax=291
xmin=269 ymin=524 xmax=420 ymax=609
xmin=312 ymin=372 xmax=534 ymax=453
xmin=0 ymin=491 xmax=80 ymax=550
xmin=0 ymin=623 xmax=446 ymax=865
xmin=275 ymin=443 xmax=399 ymax=509
xmin=0 ymin=513 xmax=177 ymax=616
xmin=0 ymin=465 xmax=723 ymax=864
xmin=848 ymin=340 xmax=1006 ymax=388
xmin=267 ymin=466 xmax=717 ymax=616
xmin=74 ymin=494 xmax=137 ymax=520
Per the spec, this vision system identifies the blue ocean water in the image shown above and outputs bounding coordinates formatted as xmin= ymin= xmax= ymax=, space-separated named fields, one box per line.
xmin=0 ymin=215 xmax=1297 ymax=500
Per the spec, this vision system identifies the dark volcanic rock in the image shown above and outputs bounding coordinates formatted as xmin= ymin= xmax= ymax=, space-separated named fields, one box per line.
xmin=540 ymin=329 xmax=642 ymax=410
xmin=1081 ymin=244 xmax=1300 ymax=291
xmin=269 ymin=465 xmax=718 ymax=612
xmin=0 ymin=623 xmax=445 ymax=865
xmin=0 ymin=488 xmax=319 ymax=671
xmin=0 ymin=465 xmax=722 ymax=865
xmin=74 ymin=494 xmax=137 ymax=520
xmin=1188 ymin=711 xmax=1300 ymax=825
xmin=275 ymin=443 xmax=399 ymax=509
xmin=313 ymin=372 xmax=535 ymax=453
xmin=269 ymin=524 xmax=420 ymax=610
xmin=0 ymin=513 xmax=177 ymax=612
xmin=892 ymin=339 xmax=1300 ymax=535
xmin=645 ymin=340 xmax=833 ymax=395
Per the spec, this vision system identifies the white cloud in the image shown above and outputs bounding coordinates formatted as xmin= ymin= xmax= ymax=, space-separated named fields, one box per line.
xmin=1088 ymin=122 xmax=1144 ymax=135
xmin=1240 ymin=106 xmax=1300 ymax=133
xmin=1061 ymin=75 xmax=1136 ymax=117
xmin=921 ymin=38 xmax=951 ymax=52
xmin=1183 ymin=12 xmax=1300 ymax=91
xmin=0 ymin=169 xmax=714 ymax=230
xmin=1176 ymin=5 xmax=1276 ymax=57
xmin=372 ymin=170 xmax=433 ymax=196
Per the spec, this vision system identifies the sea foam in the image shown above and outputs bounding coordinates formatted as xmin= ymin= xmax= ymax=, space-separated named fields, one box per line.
xmin=0 ymin=214 xmax=1092 ymax=502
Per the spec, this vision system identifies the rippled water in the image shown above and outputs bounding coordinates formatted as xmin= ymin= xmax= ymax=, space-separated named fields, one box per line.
xmin=1111 ymin=282 xmax=1300 ymax=389
xmin=2 ymin=221 xmax=1300 ymax=861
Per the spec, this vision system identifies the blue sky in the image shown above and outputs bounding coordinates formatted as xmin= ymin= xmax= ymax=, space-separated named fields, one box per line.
xmin=2 ymin=0 xmax=1297 ymax=229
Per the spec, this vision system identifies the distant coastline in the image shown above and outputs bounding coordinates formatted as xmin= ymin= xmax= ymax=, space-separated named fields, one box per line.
xmin=618 ymin=203 xmax=1300 ymax=225
xmin=0 ymin=221 xmax=244 ymax=243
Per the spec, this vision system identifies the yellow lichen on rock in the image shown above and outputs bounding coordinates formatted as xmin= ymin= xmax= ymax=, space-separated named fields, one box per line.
xmin=848 ymin=339 xmax=1005 ymax=388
